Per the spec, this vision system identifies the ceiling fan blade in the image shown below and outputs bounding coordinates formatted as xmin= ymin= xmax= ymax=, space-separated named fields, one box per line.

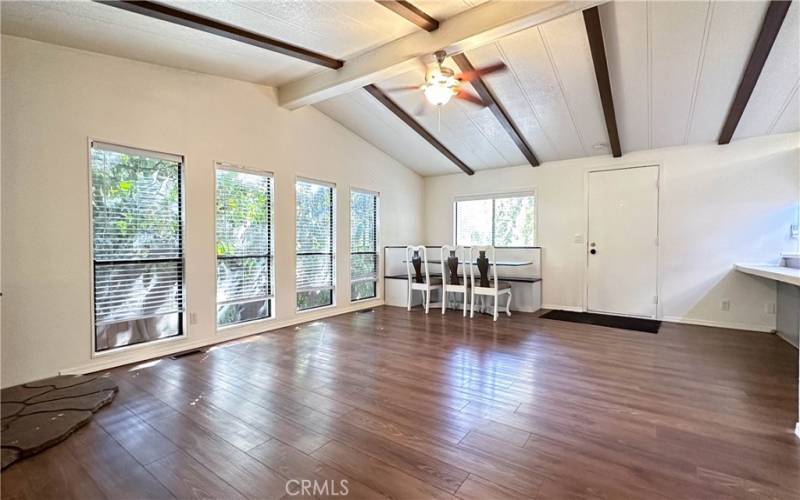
xmin=414 ymin=99 xmax=433 ymax=116
xmin=382 ymin=85 xmax=422 ymax=93
xmin=455 ymin=90 xmax=487 ymax=107
xmin=457 ymin=61 xmax=507 ymax=81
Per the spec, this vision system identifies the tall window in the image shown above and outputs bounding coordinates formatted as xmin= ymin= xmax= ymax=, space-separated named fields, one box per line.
xmin=350 ymin=189 xmax=379 ymax=301
xmin=90 ymin=142 xmax=184 ymax=352
xmin=296 ymin=179 xmax=335 ymax=311
xmin=455 ymin=193 xmax=536 ymax=247
xmin=215 ymin=165 xmax=273 ymax=327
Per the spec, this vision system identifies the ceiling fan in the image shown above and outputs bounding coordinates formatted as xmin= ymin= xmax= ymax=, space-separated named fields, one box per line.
xmin=384 ymin=50 xmax=506 ymax=113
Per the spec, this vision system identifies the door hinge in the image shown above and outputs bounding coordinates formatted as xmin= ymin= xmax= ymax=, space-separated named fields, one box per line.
xmin=653 ymin=295 xmax=659 ymax=304
xmin=654 ymin=237 xmax=659 ymax=246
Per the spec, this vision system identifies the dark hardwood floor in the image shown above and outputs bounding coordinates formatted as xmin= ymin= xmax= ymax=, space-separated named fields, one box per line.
xmin=2 ymin=306 xmax=798 ymax=499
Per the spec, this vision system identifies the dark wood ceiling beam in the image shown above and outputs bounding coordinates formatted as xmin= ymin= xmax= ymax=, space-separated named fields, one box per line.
xmin=94 ymin=1 xmax=343 ymax=69
xmin=583 ymin=6 xmax=621 ymax=157
xmin=452 ymin=53 xmax=540 ymax=167
xmin=375 ymin=1 xmax=439 ymax=32
xmin=364 ymin=85 xmax=474 ymax=175
xmin=718 ymin=0 xmax=792 ymax=144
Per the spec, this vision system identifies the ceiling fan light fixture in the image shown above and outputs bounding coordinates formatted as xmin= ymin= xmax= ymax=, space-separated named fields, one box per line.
xmin=424 ymin=83 xmax=455 ymax=106
xmin=423 ymin=67 xmax=458 ymax=106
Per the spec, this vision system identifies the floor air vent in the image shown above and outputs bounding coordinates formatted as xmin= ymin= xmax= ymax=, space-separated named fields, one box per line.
xmin=169 ymin=349 xmax=206 ymax=360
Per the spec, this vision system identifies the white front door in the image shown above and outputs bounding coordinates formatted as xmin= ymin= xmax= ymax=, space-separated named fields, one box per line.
xmin=586 ymin=166 xmax=659 ymax=318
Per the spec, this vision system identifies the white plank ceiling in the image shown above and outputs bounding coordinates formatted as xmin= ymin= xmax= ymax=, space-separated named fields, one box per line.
xmin=2 ymin=0 xmax=798 ymax=176
xmin=318 ymin=0 xmax=800 ymax=175
xmin=0 ymin=0 xmax=485 ymax=86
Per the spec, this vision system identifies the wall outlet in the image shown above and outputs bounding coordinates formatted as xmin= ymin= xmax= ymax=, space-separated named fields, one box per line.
xmin=790 ymin=223 xmax=799 ymax=239
xmin=574 ymin=234 xmax=585 ymax=244
xmin=766 ymin=303 xmax=776 ymax=314
xmin=720 ymin=300 xmax=731 ymax=312
xmin=190 ymin=312 xmax=198 ymax=325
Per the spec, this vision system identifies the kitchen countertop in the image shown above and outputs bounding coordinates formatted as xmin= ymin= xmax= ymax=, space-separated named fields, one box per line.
xmin=734 ymin=264 xmax=800 ymax=287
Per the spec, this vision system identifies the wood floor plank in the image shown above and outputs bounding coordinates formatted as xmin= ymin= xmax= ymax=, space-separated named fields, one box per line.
xmin=145 ymin=451 xmax=247 ymax=500
xmin=120 ymin=368 xmax=271 ymax=452
xmin=455 ymin=474 xmax=532 ymax=500
xmin=147 ymin=359 xmax=332 ymax=453
xmin=108 ymin=378 xmax=288 ymax=500
xmin=0 ymin=442 xmax=107 ymax=500
xmin=2 ymin=306 xmax=797 ymax=500
xmin=62 ymin=422 xmax=174 ymax=499
xmin=93 ymin=401 xmax=179 ymax=466
xmin=311 ymin=440 xmax=457 ymax=500
xmin=132 ymin=408 xmax=286 ymax=500
xmin=246 ymin=439 xmax=387 ymax=500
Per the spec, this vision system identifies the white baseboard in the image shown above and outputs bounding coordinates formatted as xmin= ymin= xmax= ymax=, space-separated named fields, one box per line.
xmin=60 ymin=300 xmax=384 ymax=377
xmin=660 ymin=315 xmax=774 ymax=333
xmin=776 ymin=331 xmax=799 ymax=349
xmin=541 ymin=304 xmax=583 ymax=312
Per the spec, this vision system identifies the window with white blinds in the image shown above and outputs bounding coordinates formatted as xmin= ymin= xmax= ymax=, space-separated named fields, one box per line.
xmin=90 ymin=142 xmax=184 ymax=352
xmin=350 ymin=189 xmax=378 ymax=301
xmin=296 ymin=179 xmax=335 ymax=311
xmin=216 ymin=165 xmax=273 ymax=327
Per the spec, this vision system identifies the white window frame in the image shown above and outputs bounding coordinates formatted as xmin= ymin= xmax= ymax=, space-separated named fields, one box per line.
xmin=295 ymin=176 xmax=337 ymax=312
xmin=349 ymin=187 xmax=380 ymax=302
xmin=453 ymin=190 xmax=538 ymax=248
xmin=88 ymin=139 xmax=187 ymax=357
xmin=214 ymin=162 xmax=275 ymax=330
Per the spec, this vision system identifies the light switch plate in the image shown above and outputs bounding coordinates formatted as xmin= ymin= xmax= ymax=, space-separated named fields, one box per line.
xmin=574 ymin=234 xmax=585 ymax=244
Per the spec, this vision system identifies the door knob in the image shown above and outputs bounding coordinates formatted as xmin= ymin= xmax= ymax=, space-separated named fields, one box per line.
xmin=590 ymin=249 xmax=597 ymax=255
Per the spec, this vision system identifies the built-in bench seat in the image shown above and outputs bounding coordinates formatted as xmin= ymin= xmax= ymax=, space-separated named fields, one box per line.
xmin=385 ymin=274 xmax=541 ymax=284
xmin=383 ymin=246 xmax=542 ymax=312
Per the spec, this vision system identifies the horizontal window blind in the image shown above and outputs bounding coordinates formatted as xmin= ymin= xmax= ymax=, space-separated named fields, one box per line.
xmin=90 ymin=142 xmax=184 ymax=351
xmin=351 ymin=190 xmax=378 ymax=301
xmin=94 ymin=261 xmax=183 ymax=323
xmin=216 ymin=166 xmax=273 ymax=326
xmin=296 ymin=179 xmax=335 ymax=310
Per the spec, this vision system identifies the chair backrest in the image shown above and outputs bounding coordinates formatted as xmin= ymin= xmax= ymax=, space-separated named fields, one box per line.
xmin=469 ymin=245 xmax=498 ymax=289
xmin=406 ymin=245 xmax=430 ymax=284
xmin=441 ymin=245 xmax=467 ymax=286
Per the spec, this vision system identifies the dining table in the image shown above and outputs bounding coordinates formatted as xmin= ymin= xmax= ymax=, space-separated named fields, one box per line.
xmin=402 ymin=258 xmax=533 ymax=313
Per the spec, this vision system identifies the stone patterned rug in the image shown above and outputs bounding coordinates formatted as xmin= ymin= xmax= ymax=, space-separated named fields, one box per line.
xmin=1 ymin=374 xmax=118 ymax=469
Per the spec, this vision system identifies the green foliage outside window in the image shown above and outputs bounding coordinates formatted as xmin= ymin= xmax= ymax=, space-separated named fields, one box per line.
xmin=456 ymin=195 xmax=535 ymax=247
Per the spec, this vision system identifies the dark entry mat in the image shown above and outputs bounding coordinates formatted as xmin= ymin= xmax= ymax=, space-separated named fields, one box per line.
xmin=541 ymin=310 xmax=661 ymax=334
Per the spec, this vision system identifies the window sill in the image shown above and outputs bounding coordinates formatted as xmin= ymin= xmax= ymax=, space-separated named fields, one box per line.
xmin=296 ymin=303 xmax=337 ymax=315
xmin=351 ymin=295 xmax=379 ymax=304
xmin=92 ymin=331 xmax=187 ymax=359
xmin=216 ymin=315 xmax=276 ymax=333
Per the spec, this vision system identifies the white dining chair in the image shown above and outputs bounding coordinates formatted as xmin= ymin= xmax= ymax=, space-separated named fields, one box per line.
xmin=405 ymin=245 xmax=442 ymax=314
xmin=469 ymin=245 xmax=512 ymax=321
xmin=440 ymin=245 xmax=469 ymax=316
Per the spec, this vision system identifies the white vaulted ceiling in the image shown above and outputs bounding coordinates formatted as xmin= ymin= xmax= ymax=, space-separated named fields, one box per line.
xmin=2 ymin=0 xmax=798 ymax=176
xmin=317 ymin=0 xmax=800 ymax=175
xmin=0 ymin=0 xmax=485 ymax=86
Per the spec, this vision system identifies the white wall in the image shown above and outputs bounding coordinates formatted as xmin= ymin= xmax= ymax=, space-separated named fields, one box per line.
xmin=0 ymin=36 xmax=424 ymax=387
xmin=425 ymin=133 xmax=800 ymax=332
